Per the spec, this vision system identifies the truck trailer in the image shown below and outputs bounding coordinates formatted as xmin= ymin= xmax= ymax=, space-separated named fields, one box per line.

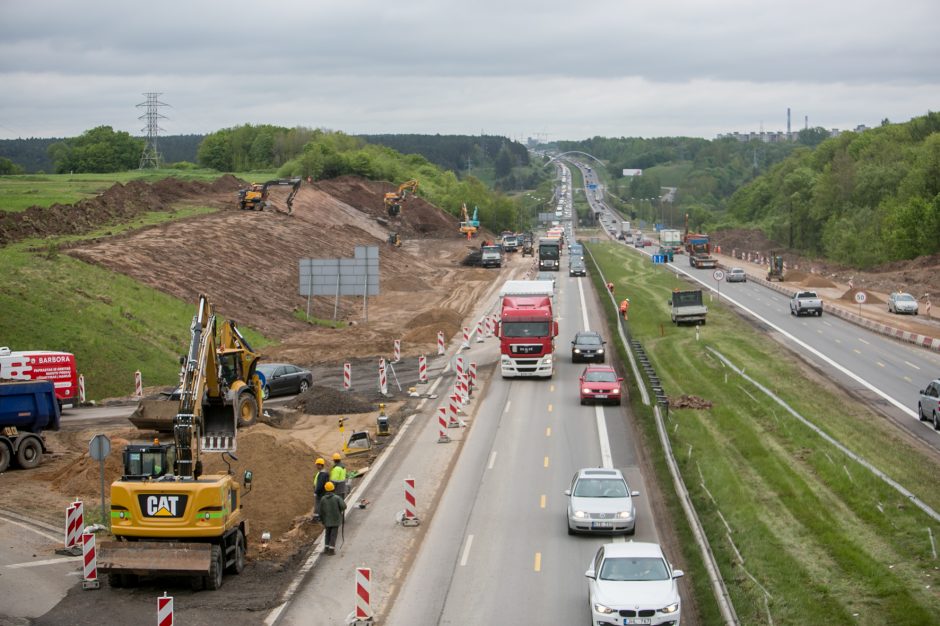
xmin=497 ymin=280 xmax=558 ymax=378
xmin=0 ymin=380 xmax=61 ymax=471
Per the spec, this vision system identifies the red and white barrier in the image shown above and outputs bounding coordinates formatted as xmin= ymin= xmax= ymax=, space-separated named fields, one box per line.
xmin=81 ymin=532 xmax=98 ymax=589
xmin=455 ymin=355 xmax=465 ymax=379
xmin=447 ymin=392 xmax=461 ymax=426
xmin=437 ymin=407 xmax=450 ymax=443
xmin=484 ymin=316 xmax=493 ymax=338
xmin=469 ymin=362 xmax=477 ymax=394
xmin=134 ymin=370 xmax=143 ymax=399
xmin=78 ymin=374 xmax=86 ymax=404
xmin=343 ymin=362 xmax=351 ymax=391
xmin=158 ymin=592 xmax=174 ymax=626
xmin=437 ymin=330 xmax=445 ymax=356
xmin=458 ymin=375 xmax=469 ymax=404
xmin=461 ymin=326 xmax=470 ymax=349
xmin=378 ymin=359 xmax=387 ymax=396
xmin=475 ymin=319 xmax=484 ymax=343
xmin=393 ymin=339 xmax=401 ymax=363
xmin=418 ymin=355 xmax=428 ymax=383
xmin=355 ymin=567 xmax=373 ymax=620
xmin=65 ymin=501 xmax=84 ymax=548
xmin=403 ymin=477 xmax=418 ymax=524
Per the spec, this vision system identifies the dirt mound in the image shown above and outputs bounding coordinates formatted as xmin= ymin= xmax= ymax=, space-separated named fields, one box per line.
xmin=402 ymin=307 xmax=465 ymax=345
xmin=802 ymin=275 xmax=838 ymax=288
xmin=839 ymin=288 xmax=886 ymax=304
xmin=670 ymin=394 xmax=713 ymax=409
xmin=291 ymin=385 xmax=377 ymax=415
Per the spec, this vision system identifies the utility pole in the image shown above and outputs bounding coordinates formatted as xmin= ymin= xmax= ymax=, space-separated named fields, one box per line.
xmin=137 ymin=92 xmax=169 ymax=169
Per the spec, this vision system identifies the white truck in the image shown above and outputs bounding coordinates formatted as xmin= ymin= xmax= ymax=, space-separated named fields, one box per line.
xmin=670 ymin=289 xmax=708 ymax=325
xmin=790 ymin=291 xmax=823 ymax=317
xmin=659 ymin=229 xmax=683 ymax=254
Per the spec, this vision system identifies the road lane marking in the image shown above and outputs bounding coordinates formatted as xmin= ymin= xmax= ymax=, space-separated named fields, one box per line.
xmin=595 ymin=405 xmax=613 ymax=469
xmin=0 ymin=516 xmax=62 ymax=543
xmin=877 ymin=362 xmax=885 ymax=368
xmin=817 ymin=329 xmax=823 ymax=334
xmin=544 ymin=456 xmax=550 ymax=468
xmin=835 ymin=338 xmax=842 ymax=344
xmin=460 ymin=535 xmax=474 ymax=566
xmin=578 ymin=277 xmax=591 ymax=329
xmin=540 ymin=494 xmax=546 ymax=509
xmin=905 ymin=361 xmax=921 ymax=370
xmin=550 ymin=384 xmax=555 ymax=392
xmin=487 ymin=451 xmax=497 ymax=470
xmin=534 ymin=552 xmax=542 ymax=572
xmin=546 ymin=427 xmax=551 ymax=437
xmin=853 ymin=349 xmax=862 ymax=355
xmin=823 ymin=321 xmax=832 ymax=327
xmin=7 ymin=556 xmax=82 ymax=569
xmin=504 ymin=401 xmax=511 ymax=413
xmin=904 ymin=376 xmax=912 ymax=382
xmin=548 ymin=404 xmax=553 ymax=412
xmin=858 ymin=338 xmax=870 ymax=345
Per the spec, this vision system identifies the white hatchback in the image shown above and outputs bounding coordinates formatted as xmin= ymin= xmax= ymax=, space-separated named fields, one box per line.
xmin=586 ymin=542 xmax=683 ymax=625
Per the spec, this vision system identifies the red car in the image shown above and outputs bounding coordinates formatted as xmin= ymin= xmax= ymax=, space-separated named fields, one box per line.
xmin=579 ymin=365 xmax=624 ymax=405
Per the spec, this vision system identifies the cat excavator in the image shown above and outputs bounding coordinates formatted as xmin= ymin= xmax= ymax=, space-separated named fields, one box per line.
xmin=237 ymin=178 xmax=302 ymax=215
xmin=384 ymin=179 xmax=419 ymax=217
xmin=100 ymin=295 xmax=255 ymax=590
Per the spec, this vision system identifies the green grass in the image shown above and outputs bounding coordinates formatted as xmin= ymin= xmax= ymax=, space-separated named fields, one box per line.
xmin=292 ymin=310 xmax=348 ymax=328
xmin=645 ymin=162 xmax=694 ymax=188
xmin=586 ymin=242 xmax=940 ymax=625
xmin=0 ymin=169 xmax=264 ymax=212
xmin=0 ymin=208 xmax=271 ymax=401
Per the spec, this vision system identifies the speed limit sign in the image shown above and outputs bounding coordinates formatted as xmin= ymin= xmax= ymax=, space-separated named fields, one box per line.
xmin=713 ymin=270 xmax=724 ymax=281
xmin=854 ymin=291 xmax=867 ymax=304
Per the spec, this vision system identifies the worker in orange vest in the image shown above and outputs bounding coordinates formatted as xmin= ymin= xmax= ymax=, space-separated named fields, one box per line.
xmin=619 ymin=298 xmax=630 ymax=320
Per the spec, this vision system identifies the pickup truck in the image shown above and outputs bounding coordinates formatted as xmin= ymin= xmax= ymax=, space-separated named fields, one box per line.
xmin=670 ymin=289 xmax=707 ymax=325
xmin=790 ymin=291 xmax=823 ymax=317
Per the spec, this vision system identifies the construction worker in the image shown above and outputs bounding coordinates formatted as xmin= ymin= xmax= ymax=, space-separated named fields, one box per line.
xmin=319 ymin=482 xmax=347 ymax=553
xmin=606 ymin=281 xmax=615 ymax=295
xmin=330 ymin=452 xmax=347 ymax=498
xmin=620 ymin=298 xmax=630 ymax=321
xmin=313 ymin=458 xmax=329 ymax=522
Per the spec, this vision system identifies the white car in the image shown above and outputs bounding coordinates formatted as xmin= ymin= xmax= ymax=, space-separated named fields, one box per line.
xmin=566 ymin=468 xmax=637 ymax=533
xmin=585 ymin=542 xmax=683 ymax=625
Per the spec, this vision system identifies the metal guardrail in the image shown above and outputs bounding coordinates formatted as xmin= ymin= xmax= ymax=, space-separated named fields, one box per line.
xmin=583 ymin=243 xmax=739 ymax=625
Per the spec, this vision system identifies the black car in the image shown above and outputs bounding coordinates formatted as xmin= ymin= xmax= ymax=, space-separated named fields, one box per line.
xmin=571 ymin=331 xmax=606 ymax=363
xmin=256 ymin=363 xmax=313 ymax=399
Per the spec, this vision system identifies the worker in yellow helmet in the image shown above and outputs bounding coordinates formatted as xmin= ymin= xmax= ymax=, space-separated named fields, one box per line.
xmin=313 ymin=457 xmax=329 ymax=522
xmin=320 ymin=482 xmax=347 ymax=553
xmin=330 ymin=452 xmax=347 ymax=498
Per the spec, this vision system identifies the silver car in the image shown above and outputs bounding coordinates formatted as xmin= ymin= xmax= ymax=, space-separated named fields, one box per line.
xmin=918 ymin=379 xmax=940 ymax=430
xmin=726 ymin=267 xmax=747 ymax=283
xmin=565 ymin=468 xmax=639 ymax=535
xmin=888 ymin=292 xmax=919 ymax=315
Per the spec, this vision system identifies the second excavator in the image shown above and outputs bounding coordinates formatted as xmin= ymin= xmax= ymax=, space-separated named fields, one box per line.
xmin=384 ymin=179 xmax=419 ymax=217
xmin=237 ymin=178 xmax=302 ymax=215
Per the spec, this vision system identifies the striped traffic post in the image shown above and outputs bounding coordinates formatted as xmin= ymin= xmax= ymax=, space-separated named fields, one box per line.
xmin=447 ymin=392 xmax=461 ymax=427
xmin=475 ymin=319 xmax=484 ymax=343
xmin=402 ymin=477 xmax=419 ymax=526
xmin=437 ymin=330 xmax=445 ymax=356
xmin=455 ymin=355 xmax=465 ymax=380
xmin=81 ymin=532 xmax=99 ymax=589
xmin=418 ymin=355 xmax=428 ymax=384
xmin=343 ymin=362 xmax=351 ymax=391
xmin=66 ymin=501 xmax=84 ymax=548
xmin=158 ymin=592 xmax=174 ymax=626
xmin=378 ymin=358 xmax=387 ymax=396
xmin=461 ymin=326 xmax=470 ymax=349
xmin=437 ymin=407 xmax=451 ymax=443
xmin=134 ymin=370 xmax=143 ymax=399
xmin=469 ymin=362 xmax=477 ymax=395
xmin=78 ymin=374 xmax=86 ymax=404
xmin=355 ymin=567 xmax=373 ymax=621
xmin=393 ymin=339 xmax=401 ymax=363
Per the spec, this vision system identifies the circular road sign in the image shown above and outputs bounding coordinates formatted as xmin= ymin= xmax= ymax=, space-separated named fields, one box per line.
xmin=854 ymin=291 xmax=867 ymax=304
xmin=89 ymin=434 xmax=111 ymax=461
xmin=713 ymin=270 xmax=725 ymax=281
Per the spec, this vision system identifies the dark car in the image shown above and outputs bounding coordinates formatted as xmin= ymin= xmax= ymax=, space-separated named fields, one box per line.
xmin=256 ymin=363 xmax=313 ymax=399
xmin=571 ymin=331 xmax=606 ymax=363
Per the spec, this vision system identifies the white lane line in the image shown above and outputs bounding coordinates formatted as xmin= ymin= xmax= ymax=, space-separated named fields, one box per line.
xmin=0 ymin=516 xmax=62 ymax=543
xmin=858 ymin=337 xmax=871 ymax=345
xmin=823 ymin=321 xmax=833 ymax=327
xmin=578 ymin=278 xmax=591 ymax=330
xmin=487 ymin=450 xmax=497 ymax=470
xmin=504 ymin=400 xmax=511 ymax=413
xmin=853 ymin=349 xmax=862 ymax=355
xmin=904 ymin=376 xmax=912 ymax=383
xmin=460 ymin=534 xmax=474 ymax=566
xmin=595 ymin=405 xmax=613 ymax=469
xmin=877 ymin=362 xmax=885 ymax=368
xmin=905 ymin=361 xmax=921 ymax=370
xmin=7 ymin=556 xmax=82 ymax=569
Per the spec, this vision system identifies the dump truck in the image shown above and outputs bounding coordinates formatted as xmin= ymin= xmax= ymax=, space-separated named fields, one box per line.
xmin=670 ymin=289 xmax=708 ymax=325
xmin=497 ymin=280 xmax=558 ymax=378
xmin=0 ymin=380 xmax=61 ymax=472
xmin=100 ymin=295 xmax=253 ymax=590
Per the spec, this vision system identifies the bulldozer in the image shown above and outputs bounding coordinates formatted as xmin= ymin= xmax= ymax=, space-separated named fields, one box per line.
xmin=237 ymin=178 xmax=302 ymax=215
xmin=129 ymin=299 xmax=264 ymax=434
xmin=767 ymin=252 xmax=785 ymax=281
xmin=100 ymin=295 xmax=253 ymax=590
xmin=384 ymin=179 xmax=419 ymax=217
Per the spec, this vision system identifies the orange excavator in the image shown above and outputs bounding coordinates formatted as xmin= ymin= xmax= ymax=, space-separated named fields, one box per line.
xmin=237 ymin=178 xmax=301 ymax=215
xmin=384 ymin=179 xmax=419 ymax=217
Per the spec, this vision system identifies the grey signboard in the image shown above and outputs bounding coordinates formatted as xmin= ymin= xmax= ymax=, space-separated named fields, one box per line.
xmin=299 ymin=245 xmax=380 ymax=297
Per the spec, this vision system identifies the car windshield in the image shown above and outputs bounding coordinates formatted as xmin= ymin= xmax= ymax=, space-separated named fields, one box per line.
xmin=896 ymin=294 xmax=915 ymax=302
xmin=584 ymin=370 xmax=617 ymax=383
xmin=600 ymin=557 xmax=669 ymax=582
xmin=577 ymin=335 xmax=602 ymax=346
xmin=574 ymin=478 xmax=627 ymax=498
xmin=502 ymin=321 xmax=550 ymax=337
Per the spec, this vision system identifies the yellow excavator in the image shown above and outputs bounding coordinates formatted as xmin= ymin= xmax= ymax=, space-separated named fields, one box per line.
xmin=129 ymin=303 xmax=264 ymax=433
xmin=384 ymin=179 xmax=419 ymax=217
xmin=100 ymin=295 xmax=255 ymax=590
xmin=237 ymin=178 xmax=302 ymax=215
xmin=459 ymin=203 xmax=480 ymax=237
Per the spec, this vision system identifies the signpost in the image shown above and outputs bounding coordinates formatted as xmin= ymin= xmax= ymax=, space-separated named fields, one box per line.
xmin=89 ymin=434 xmax=111 ymax=525
xmin=854 ymin=290 xmax=866 ymax=315
xmin=713 ymin=270 xmax=724 ymax=300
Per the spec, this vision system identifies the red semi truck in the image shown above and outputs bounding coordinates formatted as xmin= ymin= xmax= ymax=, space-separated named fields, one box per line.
xmin=497 ymin=280 xmax=558 ymax=378
xmin=0 ymin=347 xmax=79 ymax=408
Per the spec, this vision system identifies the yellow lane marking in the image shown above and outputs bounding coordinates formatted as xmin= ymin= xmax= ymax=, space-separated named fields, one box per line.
xmin=853 ymin=349 xmax=862 ymax=355
xmin=534 ymin=552 xmax=542 ymax=572
xmin=548 ymin=404 xmax=553 ymax=412
xmin=546 ymin=427 xmax=551 ymax=437
xmin=550 ymin=384 xmax=555 ymax=392
xmin=544 ymin=456 xmax=550 ymax=468
xmin=877 ymin=362 xmax=885 ymax=368
xmin=904 ymin=376 xmax=912 ymax=382
xmin=540 ymin=494 xmax=546 ymax=509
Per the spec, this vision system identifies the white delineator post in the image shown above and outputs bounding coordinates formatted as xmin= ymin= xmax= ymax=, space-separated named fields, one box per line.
xmin=437 ymin=407 xmax=450 ymax=443
xmin=418 ymin=355 xmax=428 ymax=383
xmin=393 ymin=339 xmax=401 ymax=363
xmin=437 ymin=331 xmax=445 ymax=356
xmin=402 ymin=477 xmax=419 ymax=526
xmin=158 ymin=592 xmax=174 ymax=626
xmin=378 ymin=359 xmax=387 ymax=396
xmin=78 ymin=374 xmax=86 ymax=404
xmin=343 ymin=362 xmax=351 ymax=391
xmin=81 ymin=532 xmax=99 ymax=589
xmin=356 ymin=567 xmax=373 ymax=621
xmin=134 ymin=370 xmax=143 ymax=399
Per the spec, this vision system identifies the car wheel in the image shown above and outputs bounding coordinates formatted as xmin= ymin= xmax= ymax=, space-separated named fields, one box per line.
xmin=580 ymin=398 xmax=586 ymax=406
xmin=934 ymin=412 xmax=940 ymax=431
xmin=567 ymin=522 xmax=575 ymax=536
xmin=626 ymin=526 xmax=636 ymax=536
xmin=818 ymin=310 xmax=823 ymax=317
xmin=299 ymin=379 xmax=310 ymax=394
xmin=262 ymin=385 xmax=271 ymax=401
xmin=919 ymin=404 xmax=926 ymax=421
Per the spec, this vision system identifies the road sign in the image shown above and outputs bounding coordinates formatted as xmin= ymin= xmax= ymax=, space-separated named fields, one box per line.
xmin=588 ymin=183 xmax=598 ymax=190
xmin=854 ymin=291 xmax=867 ymax=304
xmin=89 ymin=434 xmax=110 ymax=460
xmin=713 ymin=270 xmax=725 ymax=281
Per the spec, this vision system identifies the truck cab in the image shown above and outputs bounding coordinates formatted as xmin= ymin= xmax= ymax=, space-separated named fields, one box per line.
xmin=670 ymin=290 xmax=708 ymax=325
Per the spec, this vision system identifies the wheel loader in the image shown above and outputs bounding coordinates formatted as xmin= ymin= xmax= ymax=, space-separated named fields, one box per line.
xmin=100 ymin=295 xmax=254 ymax=590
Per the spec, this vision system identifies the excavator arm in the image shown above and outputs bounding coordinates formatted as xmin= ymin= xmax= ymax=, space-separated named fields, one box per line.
xmin=384 ymin=179 xmax=419 ymax=217
xmin=238 ymin=178 xmax=301 ymax=215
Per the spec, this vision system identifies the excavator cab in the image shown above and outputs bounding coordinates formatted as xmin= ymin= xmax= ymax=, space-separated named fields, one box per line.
xmin=388 ymin=232 xmax=402 ymax=247
xmin=384 ymin=179 xmax=419 ymax=217
xmin=767 ymin=253 xmax=785 ymax=281
xmin=121 ymin=443 xmax=176 ymax=480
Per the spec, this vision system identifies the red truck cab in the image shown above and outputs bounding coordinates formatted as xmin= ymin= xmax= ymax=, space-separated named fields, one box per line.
xmin=497 ymin=281 xmax=558 ymax=378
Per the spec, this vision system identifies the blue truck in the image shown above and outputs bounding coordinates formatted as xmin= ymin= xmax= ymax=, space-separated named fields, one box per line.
xmin=0 ymin=380 xmax=61 ymax=472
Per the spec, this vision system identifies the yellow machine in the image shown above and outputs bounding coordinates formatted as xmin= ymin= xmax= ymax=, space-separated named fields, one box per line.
xmin=384 ymin=179 xmax=419 ymax=217
xmin=238 ymin=178 xmax=302 ymax=215
xmin=129 ymin=302 xmax=264 ymax=433
xmin=100 ymin=296 xmax=254 ymax=590
xmin=459 ymin=203 xmax=479 ymax=237
xmin=388 ymin=232 xmax=402 ymax=247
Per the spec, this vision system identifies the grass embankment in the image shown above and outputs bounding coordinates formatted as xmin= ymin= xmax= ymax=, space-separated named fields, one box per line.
xmin=0 ymin=169 xmax=265 ymax=212
xmin=587 ymin=241 xmax=940 ymax=625
xmin=1 ymin=199 xmax=270 ymax=400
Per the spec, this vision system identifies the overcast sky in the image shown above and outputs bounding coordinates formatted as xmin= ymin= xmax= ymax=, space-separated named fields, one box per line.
xmin=1 ymin=0 xmax=938 ymax=141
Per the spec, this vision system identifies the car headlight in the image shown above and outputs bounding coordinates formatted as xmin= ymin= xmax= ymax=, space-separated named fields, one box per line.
xmin=582 ymin=387 xmax=591 ymax=394
xmin=573 ymin=348 xmax=581 ymax=353
xmin=593 ymin=603 xmax=615 ymax=615
xmin=618 ymin=511 xmax=632 ymax=519
xmin=573 ymin=510 xmax=586 ymax=519
xmin=661 ymin=602 xmax=680 ymax=614
xmin=597 ymin=348 xmax=604 ymax=354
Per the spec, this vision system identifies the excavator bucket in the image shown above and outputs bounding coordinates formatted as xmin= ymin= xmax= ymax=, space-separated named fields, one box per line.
xmin=99 ymin=541 xmax=212 ymax=577
xmin=128 ymin=398 xmax=179 ymax=433
xmin=202 ymin=404 xmax=237 ymax=452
